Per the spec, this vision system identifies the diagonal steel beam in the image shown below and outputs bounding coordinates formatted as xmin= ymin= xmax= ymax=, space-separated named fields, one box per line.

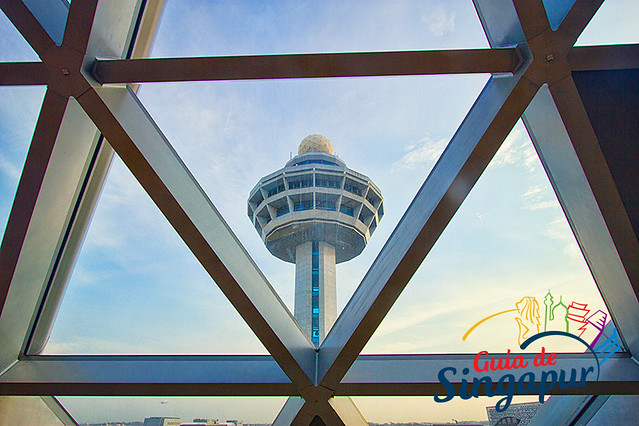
xmin=40 ymin=396 xmax=78 ymax=426
xmin=535 ymin=0 xmax=575 ymax=31
xmin=557 ymin=0 xmax=604 ymax=41
xmin=0 ymin=61 xmax=47 ymax=85
xmin=61 ymin=0 xmax=99 ymax=55
xmin=0 ymin=0 xmax=59 ymax=57
xmin=0 ymin=395 xmax=78 ymax=425
xmin=75 ymin=86 xmax=316 ymax=388
xmin=568 ymin=45 xmax=639 ymax=71
xmin=276 ymin=394 xmax=367 ymax=425
xmin=92 ymin=49 xmax=521 ymax=84
xmin=0 ymin=93 xmax=103 ymax=372
xmin=291 ymin=387 xmax=359 ymax=425
xmin=290 ymin=412 xmax=322 ymax=426
xmin=24 ymin=138 xmax=113 ymax=356
xmin=273 ymin=397 xmax=307 ymax=426
xmin=318 ymin=71 xmax=539 ymax=389
xmin=25 ymin=1 xmax=168 ymax=354
xmin=328 ymin=398 xmax=368 ymax=425
xmin=0 ymin=89 xmax=67 ymax=313
xmin=291 ymin=400 xmax=344 ymax=426
xmin=282 ymin=398 xmax=364 ymax=426
xmin=313 ymin=404 xmax=346 ymax=426
xmin=512 ymin=0 xmax=550 ymax=41
xmin=0 ymin=91 xmax=68 ymax=361
xmin=522 ymin=80 xmax=639 ymax=357
xmin=549 ymin=71 xmax=639 ymax=311
xmin=477 ymin=2 xmax=636 ymax=423
xmin=473 ymin=0 xmax=527 ymax=48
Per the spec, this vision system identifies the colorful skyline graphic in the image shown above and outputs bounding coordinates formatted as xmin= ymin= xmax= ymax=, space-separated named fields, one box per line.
xmin=463 ymin=291 xmax=613 ymax=349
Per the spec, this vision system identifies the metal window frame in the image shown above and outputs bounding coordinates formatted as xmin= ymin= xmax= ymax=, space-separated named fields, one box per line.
xmin=1 ymin=0 xmax=638 ymax=424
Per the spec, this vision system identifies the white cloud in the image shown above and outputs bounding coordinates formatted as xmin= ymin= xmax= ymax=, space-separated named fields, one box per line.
xmin=545 ymin=217 xmax=571 ymax=240
xmin=490 ymin=127 xmax=538 ymax=171
xmin=373 ymin=304 xmax=445 ymax=337
xmin=423 ymin=4 xmax=456 ymax=37
xmin=545 ymin=217 xmax=583 ymax=259
xmin=43 ymin=336 xmax=157 ymax=355
xmin=371 ymin=292 xmax=509 ymax=340
xmin=0 ymin=152 xmax=20 ymax=182
xmin=391 ymin=134 xmax=448 ymax=171
xmin=521 ymin=184 xmax=559 ymax=210
xmin=563 ymin=240 xmax=582 ymax=258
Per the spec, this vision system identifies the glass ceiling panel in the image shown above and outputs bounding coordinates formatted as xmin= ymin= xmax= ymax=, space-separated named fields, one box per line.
xmin=44 ymin=153 xmax=268 ymax=355
xmin=58 ymin=396 xmax=288 ymax=425
xmin=363 ymin=120 xmax=610 ymax=355
xmin=0 ymin=9 xmax=40 ymax=61
xmin=137 ymin=73 xmax=489 ymax=319
xmin=0 ymin=86 xmax=46 ymax=241
xmin=576 ymin=0 xmax=639 ymax=46
xmin=149 ymin=0 xmax=489 ymax=58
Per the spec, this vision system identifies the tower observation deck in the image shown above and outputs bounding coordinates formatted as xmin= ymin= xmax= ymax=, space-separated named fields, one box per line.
xmin=248 ymin=135 xmax=384 ymax=344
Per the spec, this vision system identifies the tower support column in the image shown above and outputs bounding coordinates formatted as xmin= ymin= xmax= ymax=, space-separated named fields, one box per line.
xmin=294 ymin=241 xmax=336 ymax=344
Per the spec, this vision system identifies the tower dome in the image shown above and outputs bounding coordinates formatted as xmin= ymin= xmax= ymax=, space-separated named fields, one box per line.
xmin=298 ymin=134 xmax=334 ymax=155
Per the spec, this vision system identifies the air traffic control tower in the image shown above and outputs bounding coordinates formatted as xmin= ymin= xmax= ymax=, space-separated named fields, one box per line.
xmin=248 ymin=135 xmax=383 ymax=344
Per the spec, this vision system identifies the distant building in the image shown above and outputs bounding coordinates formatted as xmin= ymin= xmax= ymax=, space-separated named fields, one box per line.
xmin=143 ymin=417 xmax=182 ymax=426
xmin=181 ymin=420 xmax=230 ymax=426
xmin=248 ymin=134 xmax=383 ymax=344
xmin=486 ymin=402 xmax=542 ymax=425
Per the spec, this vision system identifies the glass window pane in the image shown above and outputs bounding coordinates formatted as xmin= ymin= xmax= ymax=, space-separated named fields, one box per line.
xmin=576 ymin=0 xmax=639 ymax=46
xmin=363 ymin=121 xmax=610 ymax=354
xmin=45 ymin=154 xmax=268 ymax=355
xmin=150 ymin=0 xmax=488 ymax=58
xmin=137 ymin=73 xmax=488 ymax=320
xmin=58 ymin=397 xmax=287 ymax=425
xmin=2 ymin=1 xmax=634 ymax=424
xmin=0 ymin=11 xmax=40 ymax=61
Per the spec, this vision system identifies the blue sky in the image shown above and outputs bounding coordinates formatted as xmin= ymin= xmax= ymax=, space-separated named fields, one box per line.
xmin=1 ymin=0 xmax=638 ymax=423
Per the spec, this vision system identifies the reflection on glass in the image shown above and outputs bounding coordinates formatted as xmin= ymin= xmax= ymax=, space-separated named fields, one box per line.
xmin=363 ymin=121 xmax=609 ymax=354
xmin=45 ymin=154 xmax=268 ymax=355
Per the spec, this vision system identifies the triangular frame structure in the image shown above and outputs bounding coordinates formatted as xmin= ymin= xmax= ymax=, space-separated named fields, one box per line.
xmin=0 ymin=0 xmax=638 ymax=424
